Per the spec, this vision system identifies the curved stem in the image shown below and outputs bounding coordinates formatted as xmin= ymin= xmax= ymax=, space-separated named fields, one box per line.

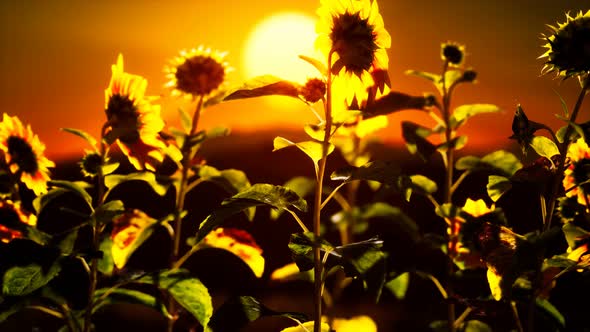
xmin=288 ymin=210 xmax=310 ymax=233
xmin=320 ymin=182 xmax=347 ymax=210
xmin=312 ymin=50 xmax=334 ymax=332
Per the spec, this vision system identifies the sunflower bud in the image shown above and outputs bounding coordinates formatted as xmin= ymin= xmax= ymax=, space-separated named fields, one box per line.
xmin=80 ymin=152 xmax=102 ymax=178
xmin=300 ymin=78 xmax=326 ymax=103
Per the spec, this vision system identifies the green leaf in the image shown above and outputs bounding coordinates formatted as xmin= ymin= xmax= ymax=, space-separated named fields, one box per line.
xmin=331 ymin=160 xmax=402 ymax=185
xmin=462 ymin=320 xmax=493 ymax=332
xmin=93 ymin=200 xmax=125 ymax=225
xmin=104 ymin=172 xmax=169 ymax=197
xmin=138 ymin=269 xmax=212 ymax=329
xmin=556 ymin=122 xmax=584 ymax=144
xmin=273 ymin=137 xmax=334 ymax=175
xmin=209 ymin=296 xmax=307 ymax=332
xmin=33 ymin=188 xmax=68 ymax=214
xmin=197 ymin=165 xmax=251 ymax=195
xmin=562 ymin=223 xmax=590 ymax=249
xmin=178 ymin=108 xmax=192 ymax=133
xmin=271 ymin=177 xmax=315 ymax=220
xmin=206 ymin=126 xmax=231 ymax=140
xmin=93 ymin=288 xmax=170 ymax=317
xmin=405 ymin=69 xmax=440 ymax=83
xmin=450 ymin=104 xmax=501 ymax=129
xmin=55 ymin=229 xmax=78 ymax=255
xmin=101 ymin=162 xmax=120 ymax=176
xmin=437 ymin=136 xmax=468 ymax=151
xmin=281 ymin=321 xmax=331 ymax=332
xmin=536 ymin=298 xmax=565 ymax=328
xmin=3 ymin=263 xmax=61 ymax=296
xmin=530 ymin=136 xmax=560 ymax=162
xmin=409 ymin=174 xmax=438 ymax=195
xmin=197 ymin=184 xmax=308 ymax=242
xmin=402 ymin=121 xmax=437 ymax=161
xmin=97 ymin=237 xmax=114 ymax=276
xmin=224 ymin=75 xmax=301 ymax=101
xmin=385 ymin=272 xmax=410 ymax=299
xmin=61 ymin=128 xmax=98 ymax=149
xmin=362 ymin=91 xmax=433 ymax=118
xmin=48 ymin=180 xmax=93 ymax=211
xmin=298 ymin=55 xmax=327 ymax=76
xmin=288 ymin=233 xmax=387 ymax=300
xmin=487 ymin=175 xmax=512 ymax=202
xmin=456 ymin=150 xmax=522 ymax=177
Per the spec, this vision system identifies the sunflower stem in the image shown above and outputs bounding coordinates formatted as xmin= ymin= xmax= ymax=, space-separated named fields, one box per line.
xmin=312 ymin=50 xmax=334 ymax=332
xmin=441 ymin=59 xmax=457 ymax=332
xmin=82 ymin=124 xmax=109 ymax=332
xmin=167 ymin=94 xmax=205 ymax=332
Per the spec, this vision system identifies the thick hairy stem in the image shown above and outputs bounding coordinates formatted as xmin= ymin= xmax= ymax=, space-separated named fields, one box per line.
xmin=313 ymin=51 xmax=334 ymax=332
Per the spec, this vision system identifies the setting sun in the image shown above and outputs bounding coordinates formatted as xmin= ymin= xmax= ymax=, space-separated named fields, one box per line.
xmin=243 ymin=12 xmax=324 ymax=84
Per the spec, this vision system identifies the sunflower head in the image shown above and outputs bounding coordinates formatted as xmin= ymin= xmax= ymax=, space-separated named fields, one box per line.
xmin=105 ymin=54 xmax=166 ymax=171
xmin=564 ymin=137 xmax=590 ymax=205
xmin=79 ymin=151 xmax=102 ymax=178
xmin=540 ymin=10 xmax=590 ymax=79
xmin=441 ymin=41 xmax=466 ymax=67
xmin=316 ymin=0 xmax=391 ymax=103
xmin=0 ymin=114 xmax=54 ymax=195
xmin=0 ymin=200 xmax=36 ymax=243
xmin=164 ymin=46 xmax=231 ymax=99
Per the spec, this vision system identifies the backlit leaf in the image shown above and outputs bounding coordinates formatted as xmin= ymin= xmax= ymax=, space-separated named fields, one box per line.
xmin=280 ymin=321 xmax=331 ymax=332
xmin=271 ymin=177 xmax=315 ymax=220
xmin=273 ymin=137 xmax=334 ymax=175
xmin=197 ymin=184 xmax=307 ymax=242
xmin=536 ymin=298 xmax=565 ymax=329
xmin=450 ymin=104 xmax=501 ymax=129
xmin=209 ymin=296 xmax=307 ymax=331
xmin=61 ymin=127 xmax=98 ymax=149
xmin=362 ymin=91 xmax=433 ymax=118
xmin=93 ymin=288 xmax=169 ymax=317
xmin=402 ymin=121 xmax=437 ymax=161
xmin=530 ymin=136 xmax=560 ymax=162
xmin=298 ymin=55 xmax=327 ymax=76
xmin=224 ymin=75 xmax=301 ymax=101
xmin=456 ymin=150 xmax=522 ymax=177
xmin=104 ymin=172 xmax=169 ymax=197
xmin=385 ymin=272 xmax=410 ymax=299
xmin=139 ymin=269 xmax=212 ymax=329
xmin=48 ymin=180 xmax=93 ymax=210
xmin=487 ymin=175 xmax=512 ymax=202
xmin=409 ymin=174 xmax=438 ymax=195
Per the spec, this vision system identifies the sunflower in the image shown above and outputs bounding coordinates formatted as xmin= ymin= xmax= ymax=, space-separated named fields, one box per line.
xmin=164 ymin=46 xmax=231 ymax=100
xmin=540 ymin=10 xmax=590 ymax=79
xmin=441 ymin=41 xmax=466 ymax=67
xmin=105 ymin=54 xmax=166 ymax=171
xmin=0 ymin=200 xmax=36 ymax=243
xmin=563 ymin=137 xmax=590 ymax=205
xmin=315 ymin=0 xmax=391 ymax=104
xmin=0 ymin=114 xmax=54 ymax=195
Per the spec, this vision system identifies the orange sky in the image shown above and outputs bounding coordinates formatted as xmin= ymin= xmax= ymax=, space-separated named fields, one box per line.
xmin=0 ymin=0 xmax=588 ymax=161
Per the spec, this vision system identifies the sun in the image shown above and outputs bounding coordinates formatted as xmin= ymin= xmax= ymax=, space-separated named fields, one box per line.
xmin=243 ymin=12 xmax=323 ymax=85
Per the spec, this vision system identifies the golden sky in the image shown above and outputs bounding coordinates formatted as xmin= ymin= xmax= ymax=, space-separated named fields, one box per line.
xmin=0 ymin=0 xmax=588 ymax=160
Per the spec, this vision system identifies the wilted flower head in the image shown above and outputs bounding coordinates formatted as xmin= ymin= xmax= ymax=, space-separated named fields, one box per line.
xmin=315 ymin=0 xmax=391 ymax=103
xmin=441 ymin=41 xmax=466 ymax=67
xmin=564 ymin=137 xmax=590 ymax=205
xmin=111 ymin=209 xmax=157 ymax=269
xmin=0 ymin=200 xmax=36 ymax=243
xmin=0 ymin=114 xmax=54 ymax=195
xmin=164 ymin=46 xmax=231 ymax=99
xmin=540 ymin=10 xmax=590 ymax=79
xmin=105 ymin=54 xmax=166 ymax=171
xmin=202 ymin=228 xmax=265 ymax=278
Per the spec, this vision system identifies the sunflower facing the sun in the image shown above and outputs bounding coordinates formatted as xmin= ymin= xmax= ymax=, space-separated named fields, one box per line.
xmin=540 ymin=10 xmax=590 ymax=79
xmin=164 ymin=46 xmax=232 ymax=100
xmin=0 ymin=114 xmax=54 ymax=196
xmin=104 ymin=54 xmax=166 ymax=171
xmin=315 ymin=0 xmax=391 ymax=104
